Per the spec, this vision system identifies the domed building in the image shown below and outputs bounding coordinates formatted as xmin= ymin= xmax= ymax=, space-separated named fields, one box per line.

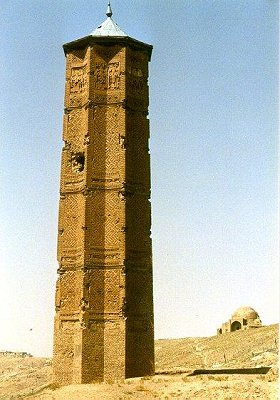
xmin=217 ymin=306 xmax=262 ymax=334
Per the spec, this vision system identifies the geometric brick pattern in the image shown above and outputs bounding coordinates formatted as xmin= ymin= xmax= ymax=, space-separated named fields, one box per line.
xmin=64 ymin=108 xmax=87 ymax=151
xmin=53 ymin=34 xmax=154 ymax=386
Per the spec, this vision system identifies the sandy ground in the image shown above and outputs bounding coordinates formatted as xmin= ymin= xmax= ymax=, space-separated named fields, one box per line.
xmin=29 ymin=373 xmax=278 ymax=400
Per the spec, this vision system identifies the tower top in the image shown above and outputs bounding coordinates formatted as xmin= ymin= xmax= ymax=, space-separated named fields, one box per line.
xmin=91 ymin=2 xmax=127 ymax=37
xmin=63 ymin=2 xmax=152 ymax=60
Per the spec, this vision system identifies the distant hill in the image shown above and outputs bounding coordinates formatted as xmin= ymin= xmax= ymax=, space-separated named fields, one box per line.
xmin=155 ymin=324 xmax=278 ymax=372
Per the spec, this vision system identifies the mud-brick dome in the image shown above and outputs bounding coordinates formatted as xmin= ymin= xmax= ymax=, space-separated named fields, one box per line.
xmin=231 ymin=306 xmax=259 ymax=320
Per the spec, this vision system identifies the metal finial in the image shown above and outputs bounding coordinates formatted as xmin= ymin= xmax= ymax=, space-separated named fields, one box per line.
xmin=106 ymin=2 xmax=113 ymax=18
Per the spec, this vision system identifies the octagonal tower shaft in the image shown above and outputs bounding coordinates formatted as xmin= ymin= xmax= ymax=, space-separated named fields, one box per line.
xmin=53 ymin=37 xmax=154 ymax=385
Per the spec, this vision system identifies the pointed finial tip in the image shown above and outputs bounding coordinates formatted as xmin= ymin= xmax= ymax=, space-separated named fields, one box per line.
xmin=106 ymin=2 xmax=113 ymax=18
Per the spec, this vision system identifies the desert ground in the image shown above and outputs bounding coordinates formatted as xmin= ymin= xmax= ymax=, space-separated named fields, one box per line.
xmin=0 ymin=324 xmax=278 ymax=399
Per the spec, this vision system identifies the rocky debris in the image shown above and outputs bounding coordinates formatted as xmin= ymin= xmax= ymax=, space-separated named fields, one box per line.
xmin=0 ymin=351 xmax=32 ymax=358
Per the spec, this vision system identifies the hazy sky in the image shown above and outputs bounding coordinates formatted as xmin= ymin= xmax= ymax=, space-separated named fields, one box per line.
xmin=0 ymin=1 xmax=278 ymax=357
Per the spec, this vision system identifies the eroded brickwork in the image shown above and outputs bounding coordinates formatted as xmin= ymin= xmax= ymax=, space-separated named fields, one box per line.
xmin=53 ymin=38 xmax=154 ymax=385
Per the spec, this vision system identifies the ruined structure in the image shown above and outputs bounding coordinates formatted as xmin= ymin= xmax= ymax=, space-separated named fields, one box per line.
xmin=53 ymin=4 xmax=154 ymax=385
xmin=217 ymin=306 xmax=262 ymax=334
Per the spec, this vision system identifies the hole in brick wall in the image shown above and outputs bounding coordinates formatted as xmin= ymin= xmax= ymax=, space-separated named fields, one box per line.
xmin=71 ymin=152 xmax=85 ymax=173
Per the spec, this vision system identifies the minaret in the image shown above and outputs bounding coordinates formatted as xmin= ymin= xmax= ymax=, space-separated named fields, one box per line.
xmin=53 ymin=4 xmax=154 ymax=385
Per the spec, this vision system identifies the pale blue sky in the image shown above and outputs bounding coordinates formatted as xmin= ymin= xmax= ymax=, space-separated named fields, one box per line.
xmin=0 ymin=1 xmax=278 ymax=357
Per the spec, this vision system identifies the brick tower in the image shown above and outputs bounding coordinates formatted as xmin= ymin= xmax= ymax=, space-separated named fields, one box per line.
xmin=53 ymin=4 xmax=154 ymax=385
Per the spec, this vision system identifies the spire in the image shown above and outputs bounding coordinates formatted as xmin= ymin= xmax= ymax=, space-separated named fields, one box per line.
xmin=90 ymin=2 xmax=127 ymax=37
xmin=106 ymin=2 xmax=113 ymax=18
